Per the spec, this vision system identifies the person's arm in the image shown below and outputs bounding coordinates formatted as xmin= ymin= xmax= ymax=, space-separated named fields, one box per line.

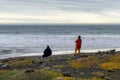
xmin=75 ymin=39 xmax=77 ymax=43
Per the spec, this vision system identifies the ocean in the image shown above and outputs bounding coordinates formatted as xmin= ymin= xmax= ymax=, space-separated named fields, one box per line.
xmin=0 ymin=24 xmax=120 ymax=59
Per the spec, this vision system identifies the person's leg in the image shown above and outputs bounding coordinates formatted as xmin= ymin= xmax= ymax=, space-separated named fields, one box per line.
xmin=78 ymin=48 xmax=80 ymax=55
xmin=75 ymin=48 xmax=77 ymax=56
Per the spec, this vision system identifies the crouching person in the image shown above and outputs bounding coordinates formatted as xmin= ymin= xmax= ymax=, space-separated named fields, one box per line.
xmin=42 ymin=46 xmax=52 ymax=58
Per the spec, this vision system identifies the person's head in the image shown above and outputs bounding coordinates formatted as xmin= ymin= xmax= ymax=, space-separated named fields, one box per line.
xmin=47 ymin=45 xmax=50 ymax=48
xmin=78 ymin=35 xmax=81 ymax=39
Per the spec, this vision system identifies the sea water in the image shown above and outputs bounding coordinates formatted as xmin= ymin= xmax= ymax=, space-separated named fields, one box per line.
xmin=0 ymin=24 xmax=120 ymax=59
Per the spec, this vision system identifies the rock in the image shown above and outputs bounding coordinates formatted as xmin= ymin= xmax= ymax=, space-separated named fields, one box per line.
xmin=62 ymin=72 xmax=71 ymax=77
xmin=80 ymin=55 xmax=88 ymax=57
xmin=1 ymin=64 xmax=9 ymax=68
xmin=0 ymin=62 xmax=3 ymax=66
xmin=20 ymin=58 xmax=24 ymax=60
xmin=106 ymin=49 xmax=116 ymax=55
xmin=55 ymin=69 xmax=61 ymax=72
xmin=105 ymin=77 xmax=111 ymax=80
xmin=107 ymin=70 xmax=114 ymax=73
xmin=2 ymin=59 xmax=10 ymax=63
xmin=83 ymin=53 xmax=89 ymax=56
xmin=41 ymin=63 xmax=46 ymax=68
xmin=110 ymin=49 xmax=116 ymax=53
xmin=96 ymin=51 xmax=103 ymax=56
xmin=101 ymin=53 xmax=105 ymax=56
xmin=80 ymin=72 xmax=85 ymax=75
xmin=58 ymin=57 xmax=70 ymax=60
xmin=97 ymin=51 xmax=102 ymax=54
xmin=77 ymin=58 xmax=83 ymax=60
xmin=56 ymin=77 xmax=63 ymax=80
xmin=98 ymin=74 xmax=105 ymax=79
xmin=25 ymin=68 xmax=34 ymax=73
xmin=44 ymin=67 xmax=51 ymax=70
xmin=39 ymin=61 xmax=44 ymax=64
xmin=32 ymin=58 xmax=42 ymax=64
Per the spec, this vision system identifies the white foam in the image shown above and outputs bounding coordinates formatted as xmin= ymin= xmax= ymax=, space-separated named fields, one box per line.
xmin=53 ymin=48 xmax=120 ymax=55
xmin=0 ymin=34 xmax=120 ymax=59
xmin=0 ymin=34 xmax=120 ymax=50
xmin=1 ymin=48 xmax=120 ymax=59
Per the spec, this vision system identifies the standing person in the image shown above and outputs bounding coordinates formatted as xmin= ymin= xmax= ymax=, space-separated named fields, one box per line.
xmin=75 ymin=35 xmax=82 ymax=56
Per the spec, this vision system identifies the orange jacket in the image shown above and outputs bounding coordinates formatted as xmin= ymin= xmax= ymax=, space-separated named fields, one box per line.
xmin=76 ymin=38 xmax=82 ymax=49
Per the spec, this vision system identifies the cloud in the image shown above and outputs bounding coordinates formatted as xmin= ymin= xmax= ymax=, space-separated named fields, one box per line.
xmin=0 ymin=0 xmax=120 ymax=23
xmin=1 ymin=0 xmax=120 ymax=13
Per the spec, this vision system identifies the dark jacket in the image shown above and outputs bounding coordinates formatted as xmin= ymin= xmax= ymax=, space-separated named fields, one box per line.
xmin=42 ymin=46 xmax=52 ymax=58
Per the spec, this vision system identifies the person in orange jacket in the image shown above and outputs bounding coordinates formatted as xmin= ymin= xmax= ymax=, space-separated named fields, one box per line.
xmin=75 ymin=35 xmax=82 ymax=56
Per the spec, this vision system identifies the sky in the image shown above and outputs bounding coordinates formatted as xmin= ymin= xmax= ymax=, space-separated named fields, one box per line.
xmin=0 ymin=0 xmax=120 ymax=24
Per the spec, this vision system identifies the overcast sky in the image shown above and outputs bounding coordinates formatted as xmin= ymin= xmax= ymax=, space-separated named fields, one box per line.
xmin=0 ymin=0 xmax=120 ymax=24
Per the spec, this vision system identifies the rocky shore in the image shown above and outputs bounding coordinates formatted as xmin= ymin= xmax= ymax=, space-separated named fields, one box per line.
xmin=0 ymin=49 xmax=120 ymax=80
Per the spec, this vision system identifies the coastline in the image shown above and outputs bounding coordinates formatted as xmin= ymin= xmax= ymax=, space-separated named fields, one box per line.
xmin=0 ymin=48 xmax=120 ymax=80
xmin=0 ymin=48 xmax=119 ymax=59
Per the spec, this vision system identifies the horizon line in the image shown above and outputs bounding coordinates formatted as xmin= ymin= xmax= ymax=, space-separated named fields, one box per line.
xmin=0 ymin=23 xmax=120 ymax=25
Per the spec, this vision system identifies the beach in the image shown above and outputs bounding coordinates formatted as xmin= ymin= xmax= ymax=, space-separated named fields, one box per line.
xmin=0 ymin=49 xmax=120 ymax=80
xmin=0 ymin=48 xmax=120 ymax=59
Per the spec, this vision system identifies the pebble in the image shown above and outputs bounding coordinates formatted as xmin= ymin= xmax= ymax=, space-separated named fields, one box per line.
xmin=25 ymin=68 xmax=34 ymax=73
xmin=44 ymin=67 xmax=51 ymax=70
xmin=56 ymin=77 xmax=63 ymax=80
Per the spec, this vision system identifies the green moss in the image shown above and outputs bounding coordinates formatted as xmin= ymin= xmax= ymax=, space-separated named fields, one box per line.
xmin=100 ymin=53 xmax=120 ymax=70
xmin=0 ymin=70 xmax=23 ymax=80
xmin=12 ymin=70 xmax=52 ymax=80
xmin=69 ymin=56 xmax=100 ymax=69
xmin=0 ymin=70 xmax=9 ymax=74
xmin=91 ymin=71 xmax=105 ymax=75
xmin=53 ymin=65 xmax=65 ymax=69
xmin=8 ymin=58 xmax=33 ymax=67
xmin=40 ymin=69 xmax=63 ymax=80
xmin=0 ymin=70 xmax=52 ymax=80
xmin=100 ymin=62 xmax=120 ymax=70
xmin=61 ymin=77 xmax=102 ymax=80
